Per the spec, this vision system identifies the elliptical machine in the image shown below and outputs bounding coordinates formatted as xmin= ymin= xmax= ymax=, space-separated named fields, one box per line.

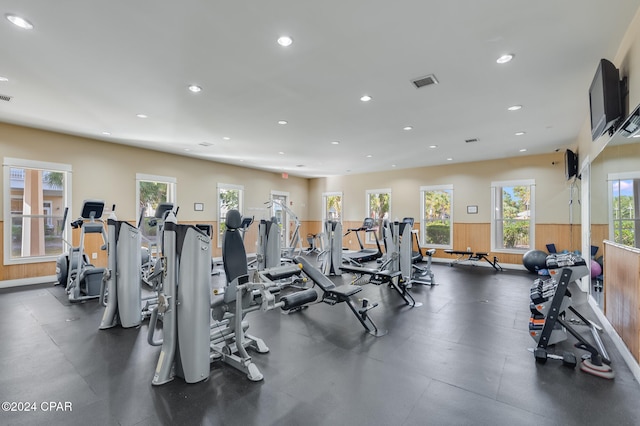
xmin=99 ymin=205 xmax=158 ymax=329
xmin=56 ymin=200 xmax=108 ymax=302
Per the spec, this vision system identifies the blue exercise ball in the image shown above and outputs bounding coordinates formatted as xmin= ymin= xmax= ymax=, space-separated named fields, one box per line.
xmin=523 ymin=250 xmax=548 ymax=273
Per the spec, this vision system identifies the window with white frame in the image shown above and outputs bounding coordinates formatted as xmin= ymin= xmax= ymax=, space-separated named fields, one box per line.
xmin=366 ymin=189 xmax=390 ymax=243
xmin=491 ymin=179 xmax=535 ymax=251
xmin=3 ymin=158 xmax=71 ymax=265
xmin=322 ymin=192 xmax=342 ymax=223
xmin=136 ymin=174 xmax=176 ymax=252
xmin=218 ymin=183 xmax=244 ymax=247
xmin=420 ymin=185 xmax=453 ymax=248
xmin=608 ymin=172 xmax=640 ymax=248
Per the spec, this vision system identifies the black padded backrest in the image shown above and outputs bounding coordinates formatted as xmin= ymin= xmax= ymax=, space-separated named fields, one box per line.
xmin=223 ymin=210 xmax=247 ymax=284
xmin=294 ymin=256 xmax=336 ymax=291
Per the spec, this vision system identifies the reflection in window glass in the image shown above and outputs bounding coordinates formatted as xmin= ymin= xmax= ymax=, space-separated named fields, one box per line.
xmin=5 ymin=161 xmax=70 ymax=264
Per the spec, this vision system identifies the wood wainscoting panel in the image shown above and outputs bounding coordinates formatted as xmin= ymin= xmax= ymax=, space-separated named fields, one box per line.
xmin=604 ymin=241 xmax=640 ymax=363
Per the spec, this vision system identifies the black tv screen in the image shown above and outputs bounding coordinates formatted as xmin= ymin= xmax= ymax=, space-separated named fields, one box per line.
xmin=565 ymin=149 xmax=578 ymax=180
xmin=589 ymin=58 xmax=622 ymax=141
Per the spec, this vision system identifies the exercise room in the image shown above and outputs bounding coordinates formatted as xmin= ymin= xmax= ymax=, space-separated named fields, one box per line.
xmin=2 ymin=2 xmax=640 ymax=425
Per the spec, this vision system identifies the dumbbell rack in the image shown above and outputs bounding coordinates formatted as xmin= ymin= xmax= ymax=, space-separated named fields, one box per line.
xmin=528 ymin=254 xmax=613 ymax=378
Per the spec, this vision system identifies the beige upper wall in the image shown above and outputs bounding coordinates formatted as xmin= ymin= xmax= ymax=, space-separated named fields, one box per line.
xmin=578 ymin=6 xmax=640 ymax=161
xmin=0 ymin=123 xmax=309 ymax=222
xmin=309 ymin=151 xmax=576 ymax=224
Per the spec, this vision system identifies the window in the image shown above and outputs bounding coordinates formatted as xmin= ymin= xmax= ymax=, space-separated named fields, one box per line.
xmin=3 ymin=158 xmax=71 ymax=265
xmin=218 ymin=183 xmax=244 ymax=247
xmin=420 ymin=185 xmax=453 ymax=248
xmin=491 ymin=180 xmax=535 ymax=252
xmin=366 ymin=189 xmax=390 ymax=243
xmin=322 ymin=192 xmax=342 ymax=223
xmin=270 ymin=191 xmax=290 ymax=250
xmin=136 ymin=174 xmax=176 ymax=253
xmin=609 ymin=172 xmax=640 ymax=248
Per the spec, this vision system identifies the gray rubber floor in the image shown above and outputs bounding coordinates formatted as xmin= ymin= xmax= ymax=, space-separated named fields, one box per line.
xmin=1 ymin=257 xmax=639 ymax=426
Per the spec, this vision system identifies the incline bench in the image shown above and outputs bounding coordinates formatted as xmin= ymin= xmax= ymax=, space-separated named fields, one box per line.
xmin=280 ymin=256 xmax=387 ymax=337
xmin=339 ymin=264 xmax=421 ymax=308
xmin=444 ymin=250 xmax=503 ymax=271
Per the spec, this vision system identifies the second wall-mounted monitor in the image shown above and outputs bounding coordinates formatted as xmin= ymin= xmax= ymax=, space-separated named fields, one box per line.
xmin=565 ymin=149 xmax=578 ymax=180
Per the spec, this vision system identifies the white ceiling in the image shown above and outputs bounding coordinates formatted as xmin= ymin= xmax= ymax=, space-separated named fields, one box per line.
xmin=1 ymin=1 xmax=639 ymax=178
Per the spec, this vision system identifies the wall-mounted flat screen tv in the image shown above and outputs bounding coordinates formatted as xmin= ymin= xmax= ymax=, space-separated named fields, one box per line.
xmin=589 ymin=58 xmax=622 ymax=141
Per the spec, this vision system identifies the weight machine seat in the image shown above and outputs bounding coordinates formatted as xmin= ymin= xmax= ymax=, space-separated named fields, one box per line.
xmin=295 ymin=256 xmax=362 ymax=299
xmin=223 ymin=210 xmax=248 ymax=284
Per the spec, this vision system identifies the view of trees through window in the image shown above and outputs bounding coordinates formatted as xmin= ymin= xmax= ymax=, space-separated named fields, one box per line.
xmin=494 ymin=183 xmax=532 ymax=250
xmin=323 ymin=193 xmax=342 ymax=222
xmin=367 ymin=190 xmax=390 ymax=242
xmin=138 ymin=179 xmax=174 ymax=246
xmin=611 ymin=178 xmax=639 ymax=248
xmin=218 ymin=185 xmax=243 ymax=245
xmin=422 ymin=188 xmax=452 ymax=246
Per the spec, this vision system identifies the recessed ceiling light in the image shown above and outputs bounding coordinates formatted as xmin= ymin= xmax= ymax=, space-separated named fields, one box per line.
xmin=0 ymin=76 xmax=8 ymax=82
xmin=519 ymin=148 xmax=527 ymax=152
xmin=222 ymin=136 xmax=231 ymax=140
xmin=360 ymin=95 xmax=372 ymax=102
xmin=633 ymin=134 xmax=640 ymax=138
xmin=277 ymin=36 xmax=293 ymax=47
xmin=6 ymin=14 xmax=34 ymax=30
xmin=184 ymin=148 xmax=191 ymax=152
xmin=278 ymin=151 xmax=285 ymax=155
xmin=508 ymin=105 xmax=522 ymax=111
xmin=429 ymin=145 xmax=438 ymax=149
xmin=391 ymin=164 xmax=397 ymax=168
xmin=366 ymin=154 xmax=373 ymax=158
xmin=403 ymin=126 xmax=413 ymax=131
xmin=497 ymin=54 xmax=514 ymax=64
xmin=515 ymin=131 xmax=526 ymax=136
xmin=188 ymin=85 xmax=202 ymax=93
xmin=278 ymin=120 xmax=288 ymax=125
xmin=331 ymin=141 xmax=340 ymax=145
xmin=101 ymin=131 xmax=111 ymax=136
xmin=446 ymin=157 xmax=453 ymax=161
xmin=136 ymin=114 xmax=148 ymax=118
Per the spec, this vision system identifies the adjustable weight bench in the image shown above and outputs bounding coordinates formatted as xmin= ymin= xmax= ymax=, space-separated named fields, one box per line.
xmin=340 ymin=264 xmax=421 ymax=308
xmin=285 ymin=256 xmax=387 ymax=337
xmin=444 ymin=250 xmax=503 ymax=271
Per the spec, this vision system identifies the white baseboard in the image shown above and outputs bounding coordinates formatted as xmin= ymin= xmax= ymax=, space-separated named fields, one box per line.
xmin=0 ymin=275 xmax=57 ymax=289
xmin=588 ymin=295 xmax=640 ymax=383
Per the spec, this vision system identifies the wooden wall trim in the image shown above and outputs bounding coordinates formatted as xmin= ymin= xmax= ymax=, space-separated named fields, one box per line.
xmin=604 ymin=240 xmax=640 ymax=363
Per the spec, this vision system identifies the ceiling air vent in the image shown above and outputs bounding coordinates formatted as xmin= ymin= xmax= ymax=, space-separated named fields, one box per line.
xmin=411 ymin=74 xmax=439 ymax=89
xmin=0 ymin=94 xmax=12 ymax=102
xmin=465 ymin=138 xmax=479 ymax=143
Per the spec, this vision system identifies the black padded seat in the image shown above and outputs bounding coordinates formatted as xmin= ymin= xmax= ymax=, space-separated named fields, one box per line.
xmin=326 ymin=284 xmax=362 ymax=298
xmin=295 ymin=256 xmax=361 ymax=299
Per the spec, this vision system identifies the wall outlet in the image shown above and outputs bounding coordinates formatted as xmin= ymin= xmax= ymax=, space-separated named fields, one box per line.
xmin=466 ymin=247 xmax=471 ymax=252
xmin=92 ymin=252 xmax=98 ymax=259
